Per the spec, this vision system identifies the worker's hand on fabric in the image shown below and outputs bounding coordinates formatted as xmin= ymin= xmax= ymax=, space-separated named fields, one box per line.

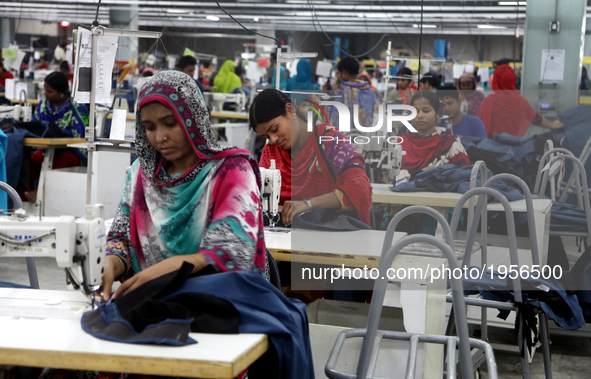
xmin=281 ymin=200 xmax=310 ymax=226
xmin=111 ymin=254 xmax=208 ymax=299
xmin=100 ymin=255 xmax=125 ymax=301
xmin=552 ymin=120 xmax=564 ymax=129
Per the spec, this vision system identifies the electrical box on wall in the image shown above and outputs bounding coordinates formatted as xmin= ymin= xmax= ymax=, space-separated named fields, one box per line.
xmin=549 ymin=21 xmax=560 ymax=32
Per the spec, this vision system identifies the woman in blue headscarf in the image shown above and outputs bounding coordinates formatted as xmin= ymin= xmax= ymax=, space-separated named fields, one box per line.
xmin=286 ymin=60 xmax=319 ymax=92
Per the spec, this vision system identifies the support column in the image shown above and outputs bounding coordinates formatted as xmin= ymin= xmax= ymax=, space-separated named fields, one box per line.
xmin=521 ymin=0 xmax=586 ymax=122
xmin=1 ymin=18 xmax=15 ymax=49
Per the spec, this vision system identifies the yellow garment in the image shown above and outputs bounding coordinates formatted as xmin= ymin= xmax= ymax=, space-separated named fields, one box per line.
xmin=212 ymin=60 xmax=242 ymax=93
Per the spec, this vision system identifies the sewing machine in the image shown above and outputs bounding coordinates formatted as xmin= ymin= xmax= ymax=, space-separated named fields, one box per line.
xmin=0 ymin=204 xmax=107 ymax=304
xmin=205 ymin=92 xmax=247 ymax=113
xmin=0 ymin=104 xmax=32 ymax=122
xmin=361 ymin=136 xmax=403 ymax=183
xmin=259 ymin=159 xmax=281 ymax=226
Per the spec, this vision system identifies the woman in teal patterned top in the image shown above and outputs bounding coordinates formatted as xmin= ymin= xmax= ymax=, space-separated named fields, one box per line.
xmin=24 ymin=72 xmax=89 ymax=202
xmin=32 ymin=71 xmax=89 ymax=163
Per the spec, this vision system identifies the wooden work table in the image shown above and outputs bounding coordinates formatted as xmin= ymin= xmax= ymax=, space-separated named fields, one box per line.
xmin=210 ymin=111 xmax=249 ymax=121
xmin=10 ymin=98 xmax=40 ymax=106
xmin=264 ymin=227 xmax=408 ymax=269
xmin=371 ymin=183 xmax=470 ymax=207
xmin=23 ymin=138 xmax=85 ymax=148
xmin=0 ymin=288 xmax=268 ymax=378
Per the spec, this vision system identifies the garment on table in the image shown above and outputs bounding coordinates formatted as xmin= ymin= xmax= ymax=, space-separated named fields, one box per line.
xmin=107 ymin=71 xmax=266 ymax=279
xmin=328 ymin=80 xmax=378 ymax=129
xmin=392 ymin=164 xmax=524 ymax=201
xmin=32 ymin=98 xmax=89 ymax=163
xmin=81 ymin=266 xmax=314 ymax=379
xmin=259 ymin=123 xmax=372 ymax=225
xmin=570 ymin=247 xmax=591 ymax=323
xmin=451 ymin=114 xmax=487 ymax=139
xmin=270 ymin=64 xmax=287 ymax=90
xmin=460 ymin=133 xmax=544 ymax=188
xmin=212 ymin=60 xmax=242 ymax=93
xmin=392 ymin=162 xmax=589 ymax=234
xmin=2 ymin=124 xmax=36 ymax=198
xmin=0 ymin=70 xmax=13 ymax=88
xmin=462 ymin=267 xmax=585 ymax=330
xmin=397 ymin=127 xmax=470 ymax=182
xmin=477 ymin=64 xmax=542 ymax=138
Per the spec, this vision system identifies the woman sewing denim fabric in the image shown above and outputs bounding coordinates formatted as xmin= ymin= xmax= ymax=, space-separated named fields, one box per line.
xmin=101 ymin=71 xmax=267 ymax=300
xmin=396 ymin=90 xmax=471 ymax=183
xmin=250 ymin=88 xmax=372 ymax=227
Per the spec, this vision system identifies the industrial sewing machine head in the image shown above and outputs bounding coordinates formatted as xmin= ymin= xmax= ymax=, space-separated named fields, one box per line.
xmin=259 ymin=159 xmax=282 ymax=227
xmin=207 ymin=92 xmax=247 ymax=113
xmin=378 ymin=143 xmax=402 ymax=179
xmin=360 ymin=134 xmax=403 ymax=183
xmin=0 ymin=203 xmax=107 ymax=307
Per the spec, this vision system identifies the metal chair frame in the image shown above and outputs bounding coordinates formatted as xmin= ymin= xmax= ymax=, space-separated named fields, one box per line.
xmin=325 ymin=206 xmax=498 ymax=379
xmin=448 ymin=177 xmax=553 ymax=379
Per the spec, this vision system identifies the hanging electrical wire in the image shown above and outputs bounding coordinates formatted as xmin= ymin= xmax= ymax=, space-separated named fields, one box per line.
xmin=375 ymin=0 xmax=418 ymax=55
xmin=306 ymin=0 xmax=391 ymax=58
xmin=93 ymin=0 xmax=102 ymax=25
xmin=214 ymin=1 xmax=281 ymax=48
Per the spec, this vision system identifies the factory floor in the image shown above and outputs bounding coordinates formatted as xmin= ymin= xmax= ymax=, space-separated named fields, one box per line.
xmin=1 ymin=244 xmax=590 ymax=378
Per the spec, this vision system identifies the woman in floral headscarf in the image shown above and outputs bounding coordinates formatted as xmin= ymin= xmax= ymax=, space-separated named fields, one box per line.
xmin=101 ymin=70 xmax=267 ymax=300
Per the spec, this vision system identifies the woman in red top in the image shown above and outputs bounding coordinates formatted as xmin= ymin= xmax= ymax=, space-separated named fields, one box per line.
xmin=250 ymin=89 xmax=372 ymax=226
xmin=477 ymin=64 xmax=563 ymax=138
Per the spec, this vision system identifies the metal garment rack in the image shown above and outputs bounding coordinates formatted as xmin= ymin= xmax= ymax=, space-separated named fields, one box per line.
xmin=84 ymin=26 xmax=161 ymax=209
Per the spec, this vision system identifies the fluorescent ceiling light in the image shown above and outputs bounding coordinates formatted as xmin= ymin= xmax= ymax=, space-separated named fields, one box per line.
xmin=477 ymin=24 xmax=506 ymax=28
xmin=412 ymin=24 xmax=437 ymax=28
xmin=498 ymin=1 xmax=526 ymax=5
xmin=253 ymin=17 xmax=259 ymax=21
xmin=206 ymin=15 xmax=220 ymax=21
xmin=286 ymin=0 xmax=330 ymax=3
xmin=358 ymin=13 xmax=388 ymax=18
xmin=167 ymin=9 xmax=189 ymax=14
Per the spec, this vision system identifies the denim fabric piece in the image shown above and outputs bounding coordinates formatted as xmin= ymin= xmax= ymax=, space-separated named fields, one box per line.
xmin=462 ymin=267 xmax=586 ymax=330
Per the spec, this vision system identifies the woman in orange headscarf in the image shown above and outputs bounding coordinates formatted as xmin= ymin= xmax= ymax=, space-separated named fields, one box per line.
xmin=477 ymin=64 xmax=563 ymax=138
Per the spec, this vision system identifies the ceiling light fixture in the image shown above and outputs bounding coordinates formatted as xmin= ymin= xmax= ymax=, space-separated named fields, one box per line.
xmin=206 ymin=15 xmax=220 ymax=21
xmin=286 ymin=0 xmax=330 ymax=3
xmin=477 ymin=24 xmax=507 ymax=29
xmin=60 ymin=21 xmax=70 ymax=27
xmin=498 ymin=1 xmax=526 ymax=5
xmin=253 ymin=17 xmax=259 ymax=21
xmin=412 ymin=24 xmax=437 ymax=28
xmin=167 ymin=9 xmax=189 ymax=14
